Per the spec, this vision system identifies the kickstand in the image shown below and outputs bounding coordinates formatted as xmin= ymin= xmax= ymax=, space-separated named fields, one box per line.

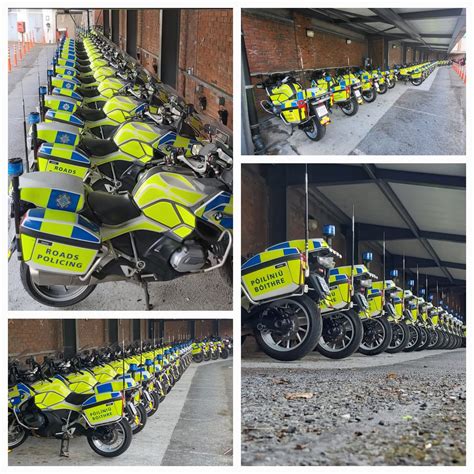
xmin=59 ymin=433 xmax=70 ymax=457
xmin=142 ymin=282 xmax=153 ymax=310
xmin=290 ymin=124 xmax=295 ymax=137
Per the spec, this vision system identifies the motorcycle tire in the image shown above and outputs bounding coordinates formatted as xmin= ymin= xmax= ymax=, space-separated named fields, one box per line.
xmin=387 ymin=80 xmax=396 ymax=90
xmin=403 ymin=324 xmax=422 ymax=352
xmin=385 ymin=321 xmax=410 ymax=353
xmin=427 ymin=328 xmax=439 ymax=349
xmin=87 ymin=419 xmax=132 ymax=457
xmin=415 ymin=326 xmax=430 ymax=351
xmin=211 ymin=352 xmax=219 ymax=360
xmin=218 ymin=256 xmax=233 ymax=287
xmin=432 ymin=329 xmax=446 ymax=349
xmin=340 ymin=97 xmax=359 ymax=117
xmin=410 ymin=77 xmax=423 ymax=86
xmin=193 ymin=353 xmax=204 ymax=363
xmin=362 ymin=89 xmax=377 ymax=103
xmin=303 ymin=117 xmax=326 ymax=142
xmin=316 ymin=309 xmax=363 ymax=359
xmin=378 ymin=82 xmax=388 ymax=94
xmin=358 ymin=316 xmax=392 ymax=355
xmin=145 ymin=391 xmax=160 ymax=417
xmin=8 ymin=412 xmax=28 ymax=449
xmin=128 ymin=403 xmax=147 ymax=434
xmin=254 ymin=295 xmax=322 ymax=361
xmin=220 ymin=348 xmax=229 ymax=359
xmin=20 ymin=262 xmax=96 ymax=307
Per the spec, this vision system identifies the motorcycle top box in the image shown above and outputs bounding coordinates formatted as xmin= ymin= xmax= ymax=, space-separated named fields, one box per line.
xmin=20 ymin=208 xmax=101 ymax=275
xmin=241 ymin=247 xmax=305 ymax=303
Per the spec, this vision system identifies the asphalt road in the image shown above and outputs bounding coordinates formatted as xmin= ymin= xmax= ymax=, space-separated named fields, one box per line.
xmin=242 ymin=349 xmax=465 ymax=466
xmin=8 ymin=358 xmax=233 ymax=466
xmin=259 ymin=67 xmax=465 ymax=155
xmin=7 ymin=44 xmax=232 ymax=311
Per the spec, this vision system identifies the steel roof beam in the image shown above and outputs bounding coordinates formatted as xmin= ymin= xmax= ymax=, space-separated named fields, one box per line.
xmin=358 ymin=224 xmax=465 ymax=243
xmin=447 ymin=9 xmax=466 ymax=53
xmin=391 ymin=254 xmax=465 ymax=271
xmin=369 ymin=8 xmax=430 ymax=49
xmin=362 ymin=164 xmax=454 ymax=283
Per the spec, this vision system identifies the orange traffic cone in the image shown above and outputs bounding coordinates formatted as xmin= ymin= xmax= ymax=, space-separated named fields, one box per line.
xmin=8 ymin=48 xmax=12 ymax=72
xmin=18 ymin=42 xmax=23 ymax=61
xmin=13 ymin=44 xmax=17 ymax=66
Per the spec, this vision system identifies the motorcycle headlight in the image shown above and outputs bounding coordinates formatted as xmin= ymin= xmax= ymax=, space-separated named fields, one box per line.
xmin=191 ymin=144 xmax=203 ymax=156
xmin=317 ymin=255 xmax=335 ymax=269
xmin=359 ymin=278 xmax=372 ymax=288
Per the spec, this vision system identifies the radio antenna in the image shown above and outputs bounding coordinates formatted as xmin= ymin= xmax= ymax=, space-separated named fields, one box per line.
xmin=350 ymin=204 xmax=355 ymax=298
xmin=20 ymin=81 xmax=30 ymax=173
xmin=382 ymin=232 xmax=386 ymax=307
xmin=402 ymin=254 xmax=406 ymax=311
xmin=416 ymin=265 xmax=419 ymax=297
xmin=304 ymin=164 xmax=309 ymax=277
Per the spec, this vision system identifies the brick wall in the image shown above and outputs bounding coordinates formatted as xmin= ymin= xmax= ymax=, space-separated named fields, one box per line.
xmin=177 ymin=9 xmax=233 ymax=129
xmin=94 ymin=10 xmax=104 ymax=26
xmin=119 ymin=9 xmax=127 ymax=51
xmin=242 ymin=10 xmax=368 ymax=74
xmin=406 ymin=47 xmax=414 ymax=63
xmin=8 ymin=319 xmax=62 ymax=359
xmin=195 ymin=320 xmax=215 ymax=338
xmin=369 ymin=37 xmax=384 ymax=68
xmin=388 ymin=42 xmax=403 ymax=66
xmin=137 ymin=9 xmax=161 ymax=75
xmin=77 ymin=319 xmax=107 ymax=349
xmin=218 ymin=319 xmax=233 ymax=337
xmin=242 ymin=165 xmax=269 ymax=257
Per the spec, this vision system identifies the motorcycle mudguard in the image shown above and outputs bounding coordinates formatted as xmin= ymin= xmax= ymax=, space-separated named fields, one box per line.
xmin=37 ymin=143 xmax=91 ymax=178
xmin=82 ymin=392 xmax=123 ymax=425
xmin=20 ymin=208 xmax=101 ymax=275
xmin=19 ymin=171 xmax=85 ymax=211
xmin=36 ymin=121 xmax=81 ymax=147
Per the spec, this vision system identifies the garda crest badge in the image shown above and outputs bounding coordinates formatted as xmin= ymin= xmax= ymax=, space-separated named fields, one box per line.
xmin=56 ymin=193 xmax=71 ymax=209
xmin=59 ymin=133 xmax=71 ymax=144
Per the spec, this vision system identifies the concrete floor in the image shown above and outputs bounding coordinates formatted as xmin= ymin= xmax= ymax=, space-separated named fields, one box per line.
xmin=9 ymin=358 xmax=233 ymax=466
xmin=242 ymin=349 xmax=465 ymax=466
xmin=7 ymin=44 xmax=232 ymax=311
xmin=259 ymin=66 xmax=465 ymax=155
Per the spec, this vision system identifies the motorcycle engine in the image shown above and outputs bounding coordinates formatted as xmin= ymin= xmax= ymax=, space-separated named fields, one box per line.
xmin=170 ymin=242 xmax=206 ymax=272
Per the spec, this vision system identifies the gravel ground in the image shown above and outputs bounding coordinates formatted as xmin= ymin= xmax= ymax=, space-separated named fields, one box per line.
xmin=242 ymin=349 xmax=465 ymax=466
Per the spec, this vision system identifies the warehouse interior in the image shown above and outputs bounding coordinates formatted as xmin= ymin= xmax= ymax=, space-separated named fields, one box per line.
xmin=242 ymin=163 xmax=466 ymax=316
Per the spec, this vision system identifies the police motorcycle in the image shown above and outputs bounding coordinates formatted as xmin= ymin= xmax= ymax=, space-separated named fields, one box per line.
xmin=8 ymin=139 xmax=233 ymax=309
xmin=310 ymin=70 xmax=360 ymax=117
xmin=8 ymin=355 xmax=133 ymax=457
xmin=256 ymin=73 xmax=331 ymax=141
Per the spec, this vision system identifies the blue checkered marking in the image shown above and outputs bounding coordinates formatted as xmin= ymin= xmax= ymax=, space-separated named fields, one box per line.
xmin=71 ymin=226 xmax=100 ymax=243
xmin=47 ymin=189 xmax=80 ymax=212
xmin=55 ymin=131 xmax=77 ymax=145
xmin=45 ymin=110 xmax=84 ymax=127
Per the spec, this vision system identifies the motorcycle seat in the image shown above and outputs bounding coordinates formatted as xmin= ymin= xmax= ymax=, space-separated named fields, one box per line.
xmin=65 ymin=392 xmax=92 ymax=406
xmin=80 ymin=137 xmax=118 ymax=156
xmin=78 ymin=107 xmax=106 ymax=121
xmin=78 ymin=87 xmax=100 ymax=98
xmin=87 ymin=191 xmax=142 ymax=226
xmin=80 ymin=75 xmax=97 ymax=85
xmin=76 ymin=64 xmax=92 ymax=74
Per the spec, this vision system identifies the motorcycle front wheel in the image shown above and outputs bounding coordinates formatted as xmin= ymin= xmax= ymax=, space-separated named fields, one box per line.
xmin=87 ymin=420 xmax=132 ymax=458
xmin=193 ymin=353 xmax=204 ymax=363
xmin=403 ymin=324 xmax=421 ymax=352
xmin=126 ymin=403 xmax=147 ymax=434
xmin=316 ymin=309 xmax=363 ymax=359
xmin=410 ymin=77 xmax=423 ymax=86
xmin=220 ymin=348 xmax=229 ymax=359
xmin=253 ymin=295 xmax=322 ymax=361
xmin=378 ymin=82 xmax=388 ymax=94
xmin=303 ymin=117 xmax=326 ymax=142
xmin=387 ymin=79 xmax=396 ymax=89
xmin=8 ymin=413 xmax=28 ymax=449
xmin=20 ymin=262 xmax=96 ymax=307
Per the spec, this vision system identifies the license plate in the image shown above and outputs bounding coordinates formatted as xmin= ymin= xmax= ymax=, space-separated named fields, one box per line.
xmin=316 ymin=104 xmax=328 ymax=117
xmin=354 ymin=90 xmax=361 ymax=98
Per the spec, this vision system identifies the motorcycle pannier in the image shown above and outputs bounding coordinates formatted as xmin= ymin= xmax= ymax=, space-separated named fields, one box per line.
xmin=241 ymin=247 xmax=304 ymax=303
xmin=82 ymin=392 xmax=123 ymax=425
xmin=37 ymin=144 xmax=91 ymax=179
xmin=20 ymin=208 xmax=101 ymax=275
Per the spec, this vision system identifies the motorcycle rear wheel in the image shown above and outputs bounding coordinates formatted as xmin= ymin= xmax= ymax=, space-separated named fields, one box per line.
xmin=20 ymin=262 xmax=96 ymax=307
xmin=316 ymin=309 xmax=363 ymax=359
xmin=340 ymin=97 xmax=359 ymax=117
xmin=303 ymin=117 xmax=326 ymax=142
xmin=358 ymin=316 xmax=392 ymax=355
xmin=254 ymin=295 xmax=322 ymax=361
xmin=87 ymin=419 xmax=132 ymax=458
xmin=362 ymin=89 xmax=377 ymax=103
xmin=386 ymin=321 xmax=410 ymax=353
xmin=403 ymin=325 xmax=421 ymax=352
